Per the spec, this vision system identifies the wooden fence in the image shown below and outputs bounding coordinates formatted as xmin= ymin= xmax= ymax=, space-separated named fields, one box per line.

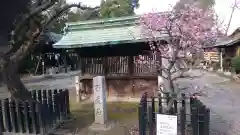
xmin=204 ymin=51 xmax=219 ymax=62
xmin=138 ymin=93 xmax=210 ymax=135
xmin=81 ymin=55 xmax=158 ymax=76
xmin=0 ymin=89 xmax=70 ymax=135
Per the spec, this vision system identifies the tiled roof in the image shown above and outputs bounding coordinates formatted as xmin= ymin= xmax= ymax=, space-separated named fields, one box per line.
xmin=53 ymin=15 xmax=168 ymax=48
xmin=214 ymin=32 xmax=240 ymax=47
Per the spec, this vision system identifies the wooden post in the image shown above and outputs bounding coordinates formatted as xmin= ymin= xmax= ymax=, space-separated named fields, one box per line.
xmin=31 ymin=90 xmax=37 ymax=100
xmin=29 ymin=101 xmax=37 ymax=134
xmin=128 ymin=56 xmax=135 ymax=96
xmin=9 ymin=100 xmax=17 ymax=133
xmin=42 ymin=90 xmax=49 ymax=128
xmin=219 ymin=48 xmax=223 ymax=71
xmin=3 ymin=99 xmax=11 ymax=132
xmin=23 ymin=102 xmax=30 ymax=133
xmin=65 ymin=89 xmax=70 ymax=115
xmin=47 ymin=90 xmax=53 ymax=125
xmin=53 ymin=90 xmax=59 ymax=122
xmin=58 ymin=89 xmax=63 ymax=121
xmin=36 ymin=102 xmax=45 ymax=134
xmin=41 ymin=61 xmax=45 ymax=75
xmin=80 ymin=58 xmax=85 ymax=76
xmin=37 ymin=90 xmax=42 ymax=104
xmin=0 ymin=100 xmax=4 ymax=133
xmin=148 ymin=106 xmax=153 ymax=135
xmin=128 ymin=56 xmax=134 ymax=75
xmin=103 ymin=57 xmax=108 ymax=75
xmin=180 ymin=108 xmax=186 ymax=135
xmin=64 ymin=55 xmax=67 ymax=73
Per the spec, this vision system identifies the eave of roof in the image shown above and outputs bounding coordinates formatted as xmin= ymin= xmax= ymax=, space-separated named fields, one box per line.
xmin=214 ymin=33 xmax=240 ymax=48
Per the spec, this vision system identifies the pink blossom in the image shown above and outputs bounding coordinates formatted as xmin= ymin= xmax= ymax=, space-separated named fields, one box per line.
xmin=140 ymin=3 xmax=224 ymax=58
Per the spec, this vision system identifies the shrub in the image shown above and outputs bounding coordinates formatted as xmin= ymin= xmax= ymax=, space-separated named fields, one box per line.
xmin=223 ymin=57 xmax=232 ymax=71
xmin=231 ymin=56 xmax=240 ymax=74
xmin=211 ymin=62 xmax=220 ymax=70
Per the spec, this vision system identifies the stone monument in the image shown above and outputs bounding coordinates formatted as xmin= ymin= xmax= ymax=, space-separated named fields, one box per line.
xmin=89 ymin=76 xmax=114 ymax=131
xmin=75 ymin=76 xmax=80 ymax=103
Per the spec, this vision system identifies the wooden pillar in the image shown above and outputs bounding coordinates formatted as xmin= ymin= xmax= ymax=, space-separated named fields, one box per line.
xmin=61 ymin=50 xmax=68 ymax=73
xmin=103 ymin=57 xmax=108 ymax=75
xmin=80 ymin=57 xmax=85 ymax=76
xmin=41 ymin=60 xmax=45 ymax=75
xmin=64 ymin=55 xmax=68 ymax=73
xmin=128 ymin=56 xmax=135 ymax=96
xmin=219 ymin=48 xmax=223 ymax=71
xmin=128 ymin=56 xmax=134 ymax=75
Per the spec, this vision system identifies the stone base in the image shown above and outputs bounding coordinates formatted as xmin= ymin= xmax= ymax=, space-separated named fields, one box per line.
xmin=89 ymin=121 xmax=115 ymax=131
xmin=223 ymin=71 xmax=232 ymax=76
xmin=217 ymin=69 xmax=223 ymax=73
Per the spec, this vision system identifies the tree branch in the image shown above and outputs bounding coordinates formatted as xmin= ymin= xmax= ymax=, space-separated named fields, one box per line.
xmin=44 ymin=3 xmax=99 ymax=28
xmin=11 ymin=0 xmax=56 ymax=43
xmin=5 ymin=0 xmax=56 ymax=60
xmin=171 ymin=70 xmax=205 ymax=82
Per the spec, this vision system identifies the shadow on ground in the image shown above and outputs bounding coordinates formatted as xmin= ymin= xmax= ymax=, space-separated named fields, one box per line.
xmin=57 ymin=103 xmax=95 ymax=133
xmin=53 ymin=98 xmax=139 ymax=134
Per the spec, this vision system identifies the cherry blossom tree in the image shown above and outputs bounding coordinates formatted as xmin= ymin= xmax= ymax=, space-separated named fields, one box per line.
xmin=138 ymin=3 xmax=224 ymax=111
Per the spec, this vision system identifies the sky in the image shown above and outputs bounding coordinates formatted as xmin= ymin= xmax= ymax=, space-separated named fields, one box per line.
xmin=66 ymin=0 xmax=240 ymax=35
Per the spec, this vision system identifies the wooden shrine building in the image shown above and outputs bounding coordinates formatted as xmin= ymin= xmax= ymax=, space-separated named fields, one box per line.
xmin=53 ymin=15 xmax=169 ymax=96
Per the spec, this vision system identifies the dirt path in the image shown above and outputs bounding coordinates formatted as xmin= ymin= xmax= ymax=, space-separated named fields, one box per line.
xmin=178 ymin=69 xmax=240 ymax=135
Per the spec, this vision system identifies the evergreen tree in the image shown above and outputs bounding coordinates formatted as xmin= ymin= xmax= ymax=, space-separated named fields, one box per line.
xmin=100 ymin=0 xmax=139 ymax=18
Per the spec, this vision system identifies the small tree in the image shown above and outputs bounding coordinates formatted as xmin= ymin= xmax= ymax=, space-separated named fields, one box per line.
xmin=139 ymin=3 xmax=223 ymax=111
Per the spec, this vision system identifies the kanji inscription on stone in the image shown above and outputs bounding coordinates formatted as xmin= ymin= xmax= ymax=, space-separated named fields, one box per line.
xmin=93 ymin=76 xmax=107 ymax=124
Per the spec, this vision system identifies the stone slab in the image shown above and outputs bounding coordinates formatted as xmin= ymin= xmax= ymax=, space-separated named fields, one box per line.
xmin=89 ymin=121 xmax=115 ymax=131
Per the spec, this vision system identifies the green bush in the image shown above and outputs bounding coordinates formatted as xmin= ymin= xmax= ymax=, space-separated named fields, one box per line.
xmin=223 ymin=57 xmax=232 ymax=71
xmin=231 ymin=56 xmax=240 ymax=74
xmin=211 ymin=62 xmax=220 ymax=70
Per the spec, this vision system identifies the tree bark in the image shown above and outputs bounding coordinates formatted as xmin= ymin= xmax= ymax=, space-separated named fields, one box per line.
xmin=2 ymin=61 xmax=32 ymax=100
xmin=0 ymin=2 xmax=99 ymax=101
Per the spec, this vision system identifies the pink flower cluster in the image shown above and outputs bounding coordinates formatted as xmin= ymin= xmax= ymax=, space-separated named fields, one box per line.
xmin=140 ymin=3 xmax=224 ymax=58
xmin=129 ymin=125 xmax=140 ymax=135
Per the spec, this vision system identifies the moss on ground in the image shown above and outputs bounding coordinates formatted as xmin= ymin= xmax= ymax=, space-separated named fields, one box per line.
xmin=107 ymin=102 xmax=138 ymax=120
xmin=70 ymin=101 xmax=139 ymax=121
xmin=63 ymin=100 xmax=139 ymax=132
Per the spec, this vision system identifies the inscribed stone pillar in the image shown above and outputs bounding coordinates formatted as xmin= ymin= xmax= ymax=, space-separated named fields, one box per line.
xmin=75 ymin=76 xmax=81 ymax=103
xmin=93 ymin=76 xmax=107 ymax=124
xmin=89 ymin=76 xmax=113 ymax=131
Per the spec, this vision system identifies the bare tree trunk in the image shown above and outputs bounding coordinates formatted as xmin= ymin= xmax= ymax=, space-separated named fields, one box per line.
xmin=2 ymin=61 xmax=32 ymax=100
xmin=0 ymin=2 xmax=98 ymax=101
